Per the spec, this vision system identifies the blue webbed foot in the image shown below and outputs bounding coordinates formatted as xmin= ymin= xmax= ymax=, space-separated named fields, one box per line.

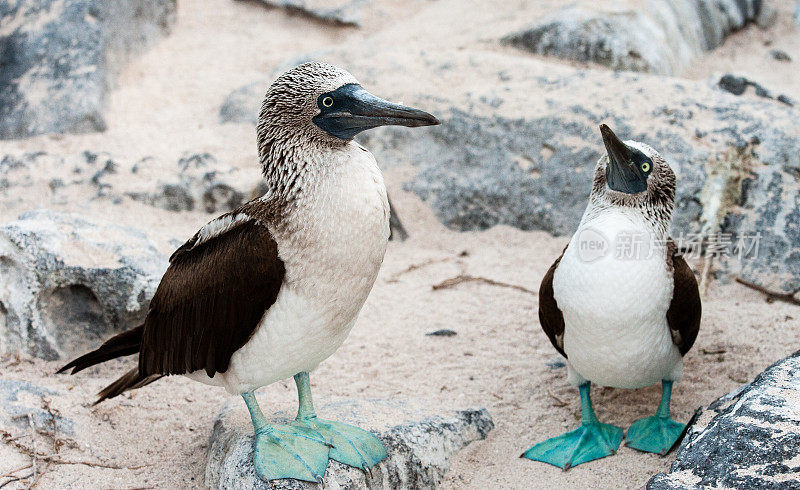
xmin=522 ymin=382 xmax=622 ymax=469
xmin=625 ymin=379 xmax=685 ymax=455
xmin=625 ymin=415 xmax=684 ymax=455
xmin=522 ymin=422 xmax=623 ymax=469
xmin=252 ymin=424 xmax=331 ymax=482
xmin=293 ymin=416 xmax=388 ymax=471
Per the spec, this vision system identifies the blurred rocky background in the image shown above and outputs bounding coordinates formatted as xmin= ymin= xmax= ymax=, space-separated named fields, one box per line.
xmin=0 ymin=0 xmax=799 ymax=488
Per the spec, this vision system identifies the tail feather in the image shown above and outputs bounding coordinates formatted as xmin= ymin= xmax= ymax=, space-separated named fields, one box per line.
xmin=58 ymin=325 xmax=143 ymax=374
xmin=95 ymin=369 xmax=162 ymax=405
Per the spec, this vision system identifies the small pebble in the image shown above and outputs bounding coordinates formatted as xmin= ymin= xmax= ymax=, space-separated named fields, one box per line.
xmin=770 ymin=49 xmax=791 ymax=62
xmin=426 ymin=329 xmax=457 ymax=337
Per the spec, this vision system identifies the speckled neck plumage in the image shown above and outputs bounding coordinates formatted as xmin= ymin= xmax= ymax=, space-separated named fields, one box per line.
xmin=255 ymin=62 xmax=357 ymax=201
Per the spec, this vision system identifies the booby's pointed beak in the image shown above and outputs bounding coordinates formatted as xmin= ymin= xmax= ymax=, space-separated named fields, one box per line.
xmin=313 ymin=84 xmax=439 ymax=140
xmin=600 ymin=124 xmax=647 ymax=194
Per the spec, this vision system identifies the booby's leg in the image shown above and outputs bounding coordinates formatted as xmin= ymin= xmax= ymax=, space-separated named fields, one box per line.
xmin=242 ymin=391 xmax=330 ymax=482
xmin=625 ymin=380 xmax=685 ymax=455
xmin=290 ymin=372 xmax=388 ymax=471
xmin=522 ymin=383 xmax=623 ymax=469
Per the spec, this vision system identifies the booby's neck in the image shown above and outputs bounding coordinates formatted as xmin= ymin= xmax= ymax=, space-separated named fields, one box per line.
xmin=581 ymin=192 xmax=671 ymax=238
xmin=257 ymin=125 xmax=348 ymax=200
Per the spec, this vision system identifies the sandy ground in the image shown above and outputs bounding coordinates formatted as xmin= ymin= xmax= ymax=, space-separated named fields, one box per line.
xmin=1 ymin=0 xmax=799 ymax=488
xmin=2 ymin=214 xmax=798 ymax=489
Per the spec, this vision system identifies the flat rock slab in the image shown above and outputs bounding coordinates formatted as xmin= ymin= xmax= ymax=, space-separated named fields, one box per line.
xmin=502 ymin=0 xmax=763 ymax=75
xmin=206 ymin=397 xmax=493 ymax=489
xmin=251 ymin=0 xmax=366 ymax=26
xmin=0 ymin=210 xmax=167 ymax=360
xmin=648 ymin=350 xmax=800 ymax=489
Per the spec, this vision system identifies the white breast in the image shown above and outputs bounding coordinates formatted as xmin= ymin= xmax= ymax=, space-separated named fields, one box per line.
xmin=553 ymin=207 xmax=682 ymax=389
xmin=190 ymin=143 xmax=389 ymax=394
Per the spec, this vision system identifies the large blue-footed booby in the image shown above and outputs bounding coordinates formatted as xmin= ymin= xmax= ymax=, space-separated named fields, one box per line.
xmin=59 ymin=62 xmax=439 ymax=482
xmin=523 ymin=124 xmax=701 ymax=469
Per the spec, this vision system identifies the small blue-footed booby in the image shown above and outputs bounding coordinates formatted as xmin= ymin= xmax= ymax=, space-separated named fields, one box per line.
xmin=523 ymin=124 xmax=701 ymax=469
xmin=59 ymin=62 xmax=439 ymax=482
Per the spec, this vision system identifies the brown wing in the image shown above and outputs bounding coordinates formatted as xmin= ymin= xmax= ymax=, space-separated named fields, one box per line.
xmin=139 ymin=219 xmax=285 ymax=378
xmin=539 ymin=247 xmax=567 ymax=358
xmin=666 ymin=240 xmax=701 ymax=356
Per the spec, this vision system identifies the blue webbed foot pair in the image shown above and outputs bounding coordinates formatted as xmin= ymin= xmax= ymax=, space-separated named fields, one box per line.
xmin=522 ymin=381 xmax=684 ymax=469
xmin=242 ymin=372 xmax=388 ymax=482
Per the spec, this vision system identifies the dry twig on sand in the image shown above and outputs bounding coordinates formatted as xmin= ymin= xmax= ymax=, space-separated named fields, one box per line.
xmin=735 ymin=277 xmax=800 ymax=306
xmin=1 ymin=397 xmax=148 ymax=488
xmin=386 ymin=250 xmax=469 ymax=283
xmin=432 ymin=274 xmax=537 ymax=295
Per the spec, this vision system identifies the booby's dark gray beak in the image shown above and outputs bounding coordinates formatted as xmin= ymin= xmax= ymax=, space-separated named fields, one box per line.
xmin=600 ymin=124 xmax=648 ymax=194
xmin=313 ymin=84 xmax=440 ymax=140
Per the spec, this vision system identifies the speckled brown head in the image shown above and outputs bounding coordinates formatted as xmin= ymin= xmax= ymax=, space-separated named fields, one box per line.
xmin=590 ymin=124 xmax=676 ymax=228
xmin=256 ymin=62 xmax=438 ymax=166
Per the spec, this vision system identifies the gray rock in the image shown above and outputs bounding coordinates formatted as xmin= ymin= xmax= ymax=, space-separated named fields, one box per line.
xmin=219 ymin=80 xmax=269 ymax=125
xmin=0 ymin=210 xmax=167 ymax=360
xmin=206 ymin=397 xmax=494 ymax=489
xmin=722 ymin=142 xmax=800 ymax=294
xmin=648 ymin=350 xmax=800 ymax=489
xmin=717 ymin=74 xmax=795 ymax=106
xmin=0 ymin=379 xmax=73 ymax=435
xmin=0 ymin=0 xmax=176 ymax=139
xmin=770 ymin=49 xmax=792 ymax=62
xmin=796 ymin=0 xmax=800 ymax=26
xmin=250 ymin=0 xmax=366 ymax=26
xmin=361 ymin=108 xmax=707 ymax=238
xmin=755 ymin=1 xmax=778 ymax=29
xmin=120 ymin=153 xmax=255 ymax=214
xmin=502 ymin=0 xmax=763 ymax=75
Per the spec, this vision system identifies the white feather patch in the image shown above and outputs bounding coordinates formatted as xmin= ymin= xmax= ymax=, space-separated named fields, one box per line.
xmin=194 ymin=213 xmax=251 ymax=249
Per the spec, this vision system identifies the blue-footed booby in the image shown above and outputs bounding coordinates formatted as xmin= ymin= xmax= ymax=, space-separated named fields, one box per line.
xmin=523 ymin=124 xmax=701 ymax=469
xmin=59 ymin=62 xmax=439 ymax=482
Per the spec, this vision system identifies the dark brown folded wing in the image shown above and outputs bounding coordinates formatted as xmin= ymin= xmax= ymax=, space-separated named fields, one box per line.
xmin=139 ymin=219 xmax=285 ymax=378
xmin=666 ymin=240 xmax=701 ymax=356
xmin=539 ymin=247 xmax=567 ymax=358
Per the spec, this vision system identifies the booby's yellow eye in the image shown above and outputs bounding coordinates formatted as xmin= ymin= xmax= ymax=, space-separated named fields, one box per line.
xmin=641 ymin=162 xmax=651 ymax=172
xmin=321 ymin=96 xmax=334 ymax=108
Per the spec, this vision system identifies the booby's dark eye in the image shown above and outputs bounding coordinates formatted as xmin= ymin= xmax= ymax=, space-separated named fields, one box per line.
xmin=641 ymin=162 xmax=651 ymax=173
xmin=321 ymin=96 xmax=334 ymax=108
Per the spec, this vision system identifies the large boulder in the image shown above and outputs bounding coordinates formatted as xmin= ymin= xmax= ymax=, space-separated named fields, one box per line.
xmin=0 ymin=0 xmax=176 ymax=139
xmin=648 ymin=350 xmax=800 ymax=489
xmin=365 ymin=109 xmax=706 ymax=238
xmin=206 ymin=397 xmax=494 ymax=489
xmin=351 ymin=54 xmax=799 ymax=292
xmin=502 ymin=0 xmax=765 ymax=75
xmin=0 ymin=210 xmax=167 ymax=360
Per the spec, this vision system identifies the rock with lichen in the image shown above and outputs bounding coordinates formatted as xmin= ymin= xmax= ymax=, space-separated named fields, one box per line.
xmin=206 ymin=397 xmax=494 ymax=489
xmin=648 ymin=350 xmax=800 ymax=489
